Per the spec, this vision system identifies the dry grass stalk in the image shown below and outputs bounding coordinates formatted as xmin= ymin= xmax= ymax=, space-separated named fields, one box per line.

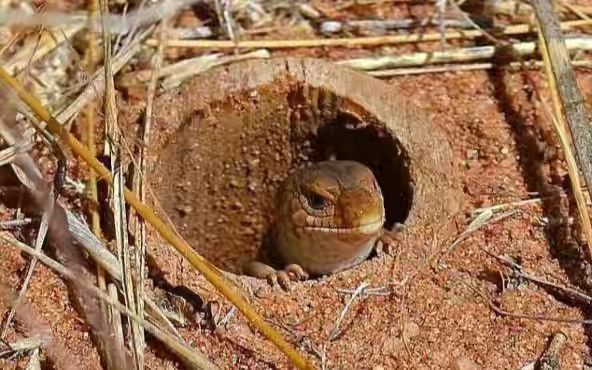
xmin=85 ymin=0 xmax=101 ymax=250
xmin=107 ymin=283 xmax=126 ymax=354
xmin=338 ymin=36 xmax=592 ymax=70
xmin=99 ymin=0 xmax=144 ymax=367
xmin=533 ymin=0 xmax=592 ymax=261
xmin=129 ymin=18 xmax=169 ymax=369
xmin=367 ymin=60 xmax=592 ymax=77
xmin=2 ymin=109 xmax=175 ymax=342
xmin=0 ymin=61 xmax=313 ymax=370
xmin=562 ymin=1 xmax=591 ymax=20
xmin=439 ymin=209 xmax=520 ymax=263
xmin=146 ymin=19 xmax=592 ymax=49
xmin=83 ymin=0 xmax=112 ymax=359
xmin=161 ymin=49 xmax=270 ymax=89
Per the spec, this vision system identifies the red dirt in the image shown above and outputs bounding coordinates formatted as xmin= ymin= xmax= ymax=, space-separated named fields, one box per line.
xmin=128 ymin=66 xmax=591 ymax=369
xmin=1 ymin=1 xmax=592 ymax=369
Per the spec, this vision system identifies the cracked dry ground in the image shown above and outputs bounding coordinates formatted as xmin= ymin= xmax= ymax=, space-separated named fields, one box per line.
xmin=2 ymin=65 xmax=592 ymax=370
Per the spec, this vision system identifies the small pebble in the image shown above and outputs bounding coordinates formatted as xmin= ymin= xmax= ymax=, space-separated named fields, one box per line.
xmin=403 ymin=321 xmax=420 ymax=339
xmin=175 ymin=205 xmax=192 ymax=216
xmin=466 ymin=149 xmax=478 ymax=160
xmin=321 ymin=21 xmax=342 ymax=34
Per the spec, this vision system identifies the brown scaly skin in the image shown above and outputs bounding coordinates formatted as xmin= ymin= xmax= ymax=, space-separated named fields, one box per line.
xmin=244 ymin=160 xmax=391 ymax=289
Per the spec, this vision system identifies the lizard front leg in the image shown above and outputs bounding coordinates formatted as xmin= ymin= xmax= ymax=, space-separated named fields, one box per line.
xmin=242 ymin=261 xmax=309 ymax=290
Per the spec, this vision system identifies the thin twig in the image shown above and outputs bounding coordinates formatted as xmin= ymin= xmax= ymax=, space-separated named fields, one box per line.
xmin=146 ymin=19 xmax=592 ymax=49
xmin=328 ymin=282 xmax=370 ymax=341
xmin=338 ymin=37 xmax=592 ymax=71
xmin=480 ymin=245 xmax=592 ymax=304
xmin=367 ymin=60 xmax=592 ymax=77
xmin=320 ymin=281 xmax=371 ymax=369
xmin=130 ymin=17 xmax=168 ymax=361
xmin=439 ymin=209 xmax=519 ymax=263
xmin=84 ymin=0 xmax=111 ymax=356
xmin=468 ymin=283 xmax=592 ymax=325
xmin=99 ymin=0 xmax=143 ymax=367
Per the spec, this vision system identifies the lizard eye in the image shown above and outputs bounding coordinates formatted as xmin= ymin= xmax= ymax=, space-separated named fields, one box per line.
xmin=307 ymin=193 xmax=327 ymax=210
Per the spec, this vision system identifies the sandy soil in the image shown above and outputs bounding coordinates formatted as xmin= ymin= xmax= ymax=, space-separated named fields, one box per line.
xmin=1 ymin=1 xmax=592 ymax=369
xmin=126 ymin=65 xmax=591 ymax=369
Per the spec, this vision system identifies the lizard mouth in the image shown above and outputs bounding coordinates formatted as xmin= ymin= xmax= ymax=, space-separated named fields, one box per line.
xmin=304 ymin=218 xmax=383 ymax=234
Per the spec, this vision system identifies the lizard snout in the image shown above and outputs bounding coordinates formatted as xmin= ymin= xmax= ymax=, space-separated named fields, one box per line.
xmin=335 ymin=187 xmax=385 ymax=233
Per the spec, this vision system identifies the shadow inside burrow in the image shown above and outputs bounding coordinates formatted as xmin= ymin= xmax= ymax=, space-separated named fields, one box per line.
xmin=488 ymin=67 xmax=592 ymax=347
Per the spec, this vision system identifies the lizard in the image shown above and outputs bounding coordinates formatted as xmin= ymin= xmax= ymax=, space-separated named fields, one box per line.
xmin=243 ymin=160 xmax=393 ymax=288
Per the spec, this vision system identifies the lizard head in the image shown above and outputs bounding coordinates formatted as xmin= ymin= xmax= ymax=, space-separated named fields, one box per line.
xmin=278 ymin=160 xmax=385 ymax=236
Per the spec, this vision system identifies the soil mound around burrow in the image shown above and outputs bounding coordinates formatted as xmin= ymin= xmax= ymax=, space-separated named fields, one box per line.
xmin=144 ymin=58 xmax=465 ymax=274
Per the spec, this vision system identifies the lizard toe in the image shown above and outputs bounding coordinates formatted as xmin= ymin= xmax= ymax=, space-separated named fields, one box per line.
xmin=285 ymin=264 xmax=308 ymax=281
xmin=276 ymin=271 xmax=293 ymax=291
xmin=265 ymin=272 xmax=279 ymax=287
xmin=376 ymin=230 xmax=398 ymax=256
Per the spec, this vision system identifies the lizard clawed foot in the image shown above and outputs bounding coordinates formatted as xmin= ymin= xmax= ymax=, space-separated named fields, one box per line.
xmin=375 ymin=228 xmax=400 ymax=256
xmin=272 ymin=264 xmax=309 ymax=290
xmin=242 ymin=261 xmax=308 ymax=291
